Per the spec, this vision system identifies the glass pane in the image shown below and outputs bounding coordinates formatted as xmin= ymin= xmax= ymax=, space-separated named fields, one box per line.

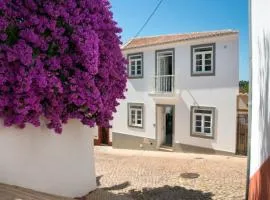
xmin=195 ymin=127 xmax=201 ymax=132
xmin=195 ymin=47 xmax=212 ymax=52
xmin=196 ymin=54 xmax=202 ymax=59
xmin=137 ymin=70 xmax=141 ymax=75
xmin=131 ymin=106 xmax=142 ymax=109
xmin=131 ymin=61 xmax=136 ymax=65
xmin=137 ymin=110 xmax=142 ymax=117
xmin=204 ymin=116 xmax=211 ymax=121
xmin=196 ymin=60 xmax=202 ymax=65
xmin=205 ymin=53 xmax=212 ymax=59
xmin=195 ymin=109 xmax=212 ymax=114
xmin=196 ymin=121 xmax=202 ymax=126
xmin=137 ymin=65 xmax=141 ymax=70
xmin=205 ymin=65 xmax=212 ymax=71
xmin=196 ymin=115 xmax=202 ymax=120
xmin=204 ymin=121 xmax=211 ymax=127
xmin=196 ymin=66 xmax=202 ymax=71
xmin=131 ymin=70 xmax=135 ymax=75
xmin=137 ymin=120 xmax=142 ymax=125
xmin=131 ymin=117 xmax=135 ymax=124
xmin=130 ymin=55 xmax=141 ymax=59
xmin=137 ymin=60 xmax=142 ymax=65
xmin=204 ymin=128 xmax=211 ymax=134
xmin=131 ymin=110 xmax=135 ymax=115
xmin=205 ymin=60 xmax=211 ymax=65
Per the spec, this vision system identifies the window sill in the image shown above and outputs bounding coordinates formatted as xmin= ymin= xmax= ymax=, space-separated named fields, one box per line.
xmin=190 ymin=133 xmax=214 ymax=139
xmin=191 ymin=73 xmax=215 ymax=77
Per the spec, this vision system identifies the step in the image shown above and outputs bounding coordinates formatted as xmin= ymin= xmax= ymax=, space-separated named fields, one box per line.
xmin=159 ymin=146 xmax=174 ymax=152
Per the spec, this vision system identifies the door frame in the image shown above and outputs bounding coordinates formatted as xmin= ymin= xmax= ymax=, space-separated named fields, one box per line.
xmin=155 ymin=104 xmax=175 ymax=148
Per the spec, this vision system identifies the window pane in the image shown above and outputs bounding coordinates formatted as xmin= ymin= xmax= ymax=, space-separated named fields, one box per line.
xmin=195 ymin=127 xmax=201 ymax=132
xmin=137 ymin=110 xmax=141 ymax=116
xmin=137 ymin=60 xmax=142 ymax=65
xmin=195 ymin=109 xmax=212 ymax=114
xmin=137 ymin=119 xmax=142 ymax=125
xmin=196 ymin=54 xmax=202 ymax=59
xmin=195 ymin=47 xmax=213 ymax=52
xmin=204 ymin=128 xmax=211 ymax=134
xmin=131 ymin=117 xmax=135 ymax=124
xmin=196 ymin=115 xmax=202 ymax=120
xmin=131 ymin=61 xmax=136 ymax=65
xmin=196 ymin=66 xmax=202 ymax=71
xmin=196 ymin=121 xmax=202 ymax=126
xmin=137 ymin=65 xmax=141 ymax=70
xmin=137 ymin=69 xmax=142 ymax=75
xmin=204 ymin=121 xmax=211 ymax=127
xmin=131 ymin=110 xmax=135 ymax=115
xmin=205 ymin=53 xmax=212 ymax=59
xmin=205 ymin=65 xmax=212 ymax=71
xmin=205 ymin=60 xmax=211 ymax=65
xmin=130 ymin=55 xmax=141 ymax=59
xmin=196 ymin=60 xmax=202 ymax=65
xmin=204 ymin=116 xmax=211 ymax=121
xmin=131 ymin=70 xmax=135 ymax=75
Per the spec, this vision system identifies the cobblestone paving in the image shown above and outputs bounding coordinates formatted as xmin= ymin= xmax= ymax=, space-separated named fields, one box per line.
xmin=89 ymin=147 xmax=247 ymax=200
xmin=0 ymin=147 xmax=247 ymax=200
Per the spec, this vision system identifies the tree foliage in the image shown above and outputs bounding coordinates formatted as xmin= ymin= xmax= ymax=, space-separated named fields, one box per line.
xmin=0 ymin=0 xmax=127 ymax=133
xmin=239 ymin=80 xmax=249 ymax=93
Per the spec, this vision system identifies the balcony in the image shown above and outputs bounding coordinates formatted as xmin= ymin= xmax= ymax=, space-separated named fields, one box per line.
xmin=150 ymin=75 xmax=175 ymax=94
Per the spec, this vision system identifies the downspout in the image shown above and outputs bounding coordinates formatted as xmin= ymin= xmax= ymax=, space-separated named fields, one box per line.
xmin=246 ymin=0 xmax=252 ymax=199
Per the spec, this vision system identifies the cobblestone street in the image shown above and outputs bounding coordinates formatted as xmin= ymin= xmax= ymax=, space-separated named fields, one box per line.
xmin=0 ymin=147 xmax=247 ymax=200
xmin=89 ymin=146 xmax=247 ymax=200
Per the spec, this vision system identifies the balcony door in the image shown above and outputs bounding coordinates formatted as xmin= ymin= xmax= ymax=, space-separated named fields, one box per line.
xmin=156 ymin=49 xmax=174 ymax=93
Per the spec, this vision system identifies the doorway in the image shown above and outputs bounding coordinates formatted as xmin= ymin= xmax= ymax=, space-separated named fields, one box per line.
xmin=156 ymin=105 xmax=174 ymax=147
xmin=98 ymin=127 xmax=110 ymax=145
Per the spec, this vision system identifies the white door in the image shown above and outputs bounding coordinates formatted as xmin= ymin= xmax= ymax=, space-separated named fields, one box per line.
xmin=156 ymin=106 xmax=165 ymax=147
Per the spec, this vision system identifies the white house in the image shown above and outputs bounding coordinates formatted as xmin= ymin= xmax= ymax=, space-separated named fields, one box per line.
xmin=96 ymin=30 xmax=239 ymax=154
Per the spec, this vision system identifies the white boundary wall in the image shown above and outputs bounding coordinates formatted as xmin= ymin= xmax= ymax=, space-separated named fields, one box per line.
xmin=0 ymin=120 xmax=96 ymax=197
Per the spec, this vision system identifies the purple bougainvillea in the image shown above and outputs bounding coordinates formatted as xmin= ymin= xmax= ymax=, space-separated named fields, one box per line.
xmin=0 ymin=0 xmax=127 ymax=133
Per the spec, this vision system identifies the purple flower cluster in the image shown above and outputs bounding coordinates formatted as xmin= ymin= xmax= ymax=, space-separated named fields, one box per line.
xmin=0 ymin=0 xmax=127 ymax=133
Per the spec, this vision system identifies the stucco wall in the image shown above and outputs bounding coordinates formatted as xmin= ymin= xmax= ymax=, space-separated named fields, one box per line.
xmin=112 ymin=34 xmax=238 ymax=153
xmin=0 ymin=120 xmax=96 ymax=197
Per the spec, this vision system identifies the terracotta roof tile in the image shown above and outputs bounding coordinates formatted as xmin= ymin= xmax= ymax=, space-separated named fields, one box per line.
xmin=122 ymin=30 xmax=238 ymax=50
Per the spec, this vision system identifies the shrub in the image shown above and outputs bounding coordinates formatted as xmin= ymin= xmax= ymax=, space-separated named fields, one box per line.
xmin=0 ymin=0 xmax=127 ymax=133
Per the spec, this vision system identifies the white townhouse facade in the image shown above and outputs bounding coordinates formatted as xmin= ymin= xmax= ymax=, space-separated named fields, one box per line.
xmin=102 ymin=30 xmax=239 ymax=154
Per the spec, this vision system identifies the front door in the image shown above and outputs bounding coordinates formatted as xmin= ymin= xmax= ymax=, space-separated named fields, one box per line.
xmin=98 ymin=127 xmax=109 ymax=145
xmin=156 ymin=105 xmax=174 ymax=147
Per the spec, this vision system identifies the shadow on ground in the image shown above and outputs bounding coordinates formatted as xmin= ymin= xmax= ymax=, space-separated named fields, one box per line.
xmin=83 ymin=177 xmax=214 ymax=200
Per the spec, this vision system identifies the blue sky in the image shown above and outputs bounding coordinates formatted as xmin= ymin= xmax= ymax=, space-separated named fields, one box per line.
xmin=110 ymin=0 xmax=249 ymax=80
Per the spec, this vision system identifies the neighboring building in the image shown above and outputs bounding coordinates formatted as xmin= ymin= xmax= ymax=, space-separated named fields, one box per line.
xmin=97 ymin=30 xmax=239 ymax=154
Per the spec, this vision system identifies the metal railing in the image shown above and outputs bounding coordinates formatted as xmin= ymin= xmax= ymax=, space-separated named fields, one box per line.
xmin=153 ymin=75 xmax=175 ymax=93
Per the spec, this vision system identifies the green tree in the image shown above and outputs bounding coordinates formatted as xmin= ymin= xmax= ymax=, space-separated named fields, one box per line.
xmin=239 ymin=80 xmax=249 ymax=93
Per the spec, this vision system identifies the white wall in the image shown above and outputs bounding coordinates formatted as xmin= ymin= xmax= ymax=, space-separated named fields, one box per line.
xmin=0 ymin=120 xmax=96 ymax=197
xmin=114 ymin=35 xmax=238 ymax=153
xmin=250 ymin=0 xmax=270 ymax=177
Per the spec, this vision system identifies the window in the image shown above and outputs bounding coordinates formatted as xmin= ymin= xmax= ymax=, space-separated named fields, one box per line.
xmin=155 ymin=49 xmax=174 ymax=92
xmin=127 ymin=53 xmax=143 ymax=78
xmin=128 ymin=103 xmax=144 ymax=128
xmin=191 ymin=106 xmax=215 ymax=138
xmin=191 ymin=43 xmax=215 ymax=76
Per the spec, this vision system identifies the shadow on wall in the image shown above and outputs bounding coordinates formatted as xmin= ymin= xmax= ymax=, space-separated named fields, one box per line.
xmin=259 ymin=31 xmax=270 ymax=171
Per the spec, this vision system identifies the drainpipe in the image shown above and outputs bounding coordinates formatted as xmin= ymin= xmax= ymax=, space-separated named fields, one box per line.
xmin=246 ymin=0 xmax=252 ymax=199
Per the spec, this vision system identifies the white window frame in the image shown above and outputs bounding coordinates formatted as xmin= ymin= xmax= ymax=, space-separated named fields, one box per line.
xmin=128 ymin=103 xmax=144 ymax=128
xmin=127 ymin=53 xmax=143 ymax=78
xmin=191 ymin=44 xmax=215 ymax=76
xmin=191 ymin=106 xmax=215 ymax=138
